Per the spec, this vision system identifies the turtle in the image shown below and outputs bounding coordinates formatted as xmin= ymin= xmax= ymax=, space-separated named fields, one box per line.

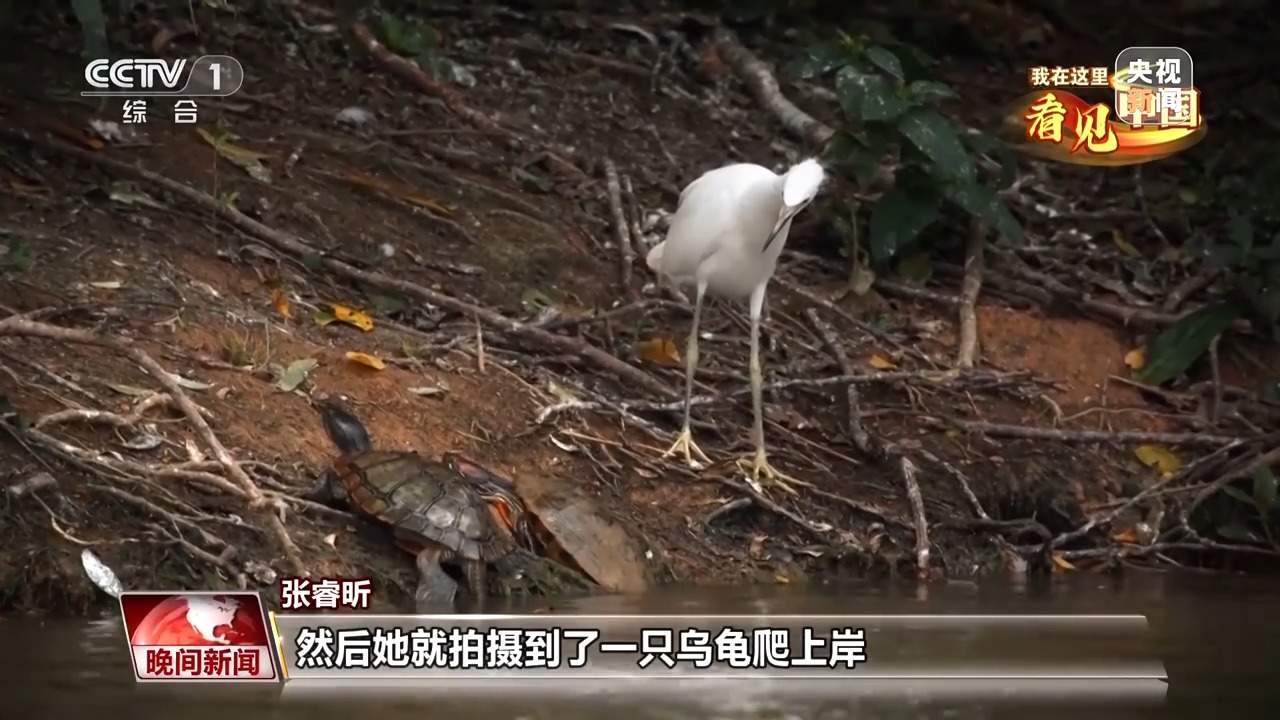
xmin=311 ymin=397 xmax=593 ymax=609
xmin=312 ymin=397 xmax=532 ymax=609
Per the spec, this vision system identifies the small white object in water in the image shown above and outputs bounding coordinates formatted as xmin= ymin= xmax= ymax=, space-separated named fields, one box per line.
xmin=380 ymin=242 xmax=396 ymax=258
xmin=80 ymin=548 xmax=123 ymax=598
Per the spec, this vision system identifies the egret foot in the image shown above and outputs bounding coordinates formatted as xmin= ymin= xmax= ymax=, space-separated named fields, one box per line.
xmin=736 ymin=450 xmax=811 ymax=495
xmin=662 ymin=427 xmax=711 ymax=468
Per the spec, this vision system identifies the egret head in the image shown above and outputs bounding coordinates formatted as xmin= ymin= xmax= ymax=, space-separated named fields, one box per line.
xmin=763 ymin=158 xmax=826 ymax=251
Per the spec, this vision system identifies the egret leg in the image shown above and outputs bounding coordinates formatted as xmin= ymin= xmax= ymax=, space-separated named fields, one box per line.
xmin=662 ymin=280 xmax=711 ymax=468
xmin=735 ymin=283 xmax=809 ymax=494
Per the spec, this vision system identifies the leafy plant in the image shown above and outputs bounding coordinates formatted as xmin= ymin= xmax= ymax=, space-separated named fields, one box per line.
xmin=787 ymin=31 xmax=1021 ymax=271
xmin=374 ymin=12 xmax=475 ymax=87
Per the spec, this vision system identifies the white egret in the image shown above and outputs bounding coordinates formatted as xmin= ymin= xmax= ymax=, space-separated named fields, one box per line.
xmin=646 ymin=157 xmax=826 ymax=492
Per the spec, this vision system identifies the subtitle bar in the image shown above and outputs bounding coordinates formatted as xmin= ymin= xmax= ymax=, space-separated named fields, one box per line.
xmin=267 ymin=614 xmax=1167 ymax=681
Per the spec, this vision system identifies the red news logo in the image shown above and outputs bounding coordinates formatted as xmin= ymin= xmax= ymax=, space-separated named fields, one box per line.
xmin=119 ymin=591 xmax=279 ymax=682
xmin=279 ymin=576 xmax=373 ymax=611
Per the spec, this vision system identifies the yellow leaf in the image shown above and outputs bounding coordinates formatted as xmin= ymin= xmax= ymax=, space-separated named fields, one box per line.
xmin=1134 ymin=444 xmax=1182 ymax=477
xmin=1124 ymin=347 xmax=1145 ymax=370
xmin=328 ymin=303 xmax=374 ymax=332
xmin=1111 ymin=229 xmax=1141 ymax=257
xmin=344 ymin=351 xmax=385 ymax=370
xmin=773 ymin=573 xmax=791 ymax=585
xmin=636 ymin=337 xmax=681 ymax=366
xmin=272 ymin=289 xmax=293 ymax=320
xmin=1051 ymin=553 xmax=1076 ymax=571
xmin=1110 ymin=527 xmax=1139 ymax=544
xmin=868 ymin=353 xmax=896 ymax=370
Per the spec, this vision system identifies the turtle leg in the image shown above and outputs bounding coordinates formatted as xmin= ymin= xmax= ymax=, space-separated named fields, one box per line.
xmin=461 ymin=559 xmax=488 ymax=613
xmin=413 ymin=546 xmax=459 ymax=612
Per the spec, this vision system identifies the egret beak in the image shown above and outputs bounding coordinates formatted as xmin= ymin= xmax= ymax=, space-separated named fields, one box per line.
xmin=761 ymin=200 xmax=809 ymax=252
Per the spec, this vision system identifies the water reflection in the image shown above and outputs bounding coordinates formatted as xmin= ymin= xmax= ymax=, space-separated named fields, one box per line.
xmin=4 ymin=571 xmax=1279 ymax=719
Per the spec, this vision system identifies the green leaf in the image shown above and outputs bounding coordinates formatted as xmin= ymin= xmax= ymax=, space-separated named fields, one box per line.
xmin=868 ymin=186 xmax=941 ymax=264
xmin=377 ymin=13 xmax=439 ymax=57
xmin=835 ymin=66 xmax=876 ymax=120
xmin=0 ymin=238 xmax=33 ymax=272
xmin=897 ymin=109 xmax=975 ymax=184
xmin=945 ymin=182 xmax=1023 ymax=244
xmin=1216 ymin=522 xmax=1263 ymax=544
xmin=785 ymin=42 xmax=848 ymax=79
xmin=907 ymin=80 xmax=958 ymax=105
xmin=960 ymin=129 xmax=1018 ymax=188
xmin=1254 ymin=465 xmax=1278 ymax=512
xmin=864 ymin=45 xmax=904 ymax=83
xmin=1134 ymin=302 xmax=1242 ymax=385
xmin=275 ymin=358 xmax=318 ymax=393
xmin=824 ymin=133 xmax=882 ymax=189
xmin=859 ymin=75 xmax=908 ymax=122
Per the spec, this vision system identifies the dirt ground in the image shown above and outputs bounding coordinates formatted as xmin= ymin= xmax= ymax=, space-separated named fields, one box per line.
xmin=1 ymin=2 xmax=1277 ymax=614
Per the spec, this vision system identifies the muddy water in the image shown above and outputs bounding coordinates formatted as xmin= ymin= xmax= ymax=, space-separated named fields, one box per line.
xmin=6 ymin=571 xmax=1279 ymax=719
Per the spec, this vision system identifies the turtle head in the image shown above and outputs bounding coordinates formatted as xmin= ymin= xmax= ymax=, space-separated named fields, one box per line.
xmin=313 ymin=393 xmax=373 ymax=456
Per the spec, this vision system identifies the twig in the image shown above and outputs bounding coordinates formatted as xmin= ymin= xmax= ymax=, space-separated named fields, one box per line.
xmin=0 ymin=128 xmax=675 ymax=400
xmin=899 ymin=456 xmax=930 ymax=577
xmin=956 ymin=219 xmax=985 ymax=368
xmin=915 ymin=448 xmax=990 ymax=521
xmin=921 ymin=416 xmax=1241 ymax=447
xmin=349 ymin=23 xmax=583 ymax=177
xmin=0 ymin=315 xmax=305 ymax=575
xmin=1183 ymin=443 xmax=1280 ymax=523
xmin=804 ymin=308 xmax=878 ymax=458
xmin=1162 ymin=265 xmax=1220 ymax=313
xmin=603 ymin=159 xmax=637 ymax=300
xmin=4 ymin=471 xmax=57 ymax=499
xmin=33 ymin=392 xmax=177 ymax=430
xmin=713 ymin=476 xmax=833 ymax=539
xmin=773 ymin=277 xmax=936 ymax=366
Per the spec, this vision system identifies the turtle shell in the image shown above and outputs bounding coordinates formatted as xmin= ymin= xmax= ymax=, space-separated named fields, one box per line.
xmin=333 ymin=450 xmax=516 ymax=562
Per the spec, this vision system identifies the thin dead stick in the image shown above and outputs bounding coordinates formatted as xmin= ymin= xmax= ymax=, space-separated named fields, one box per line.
xmin=956 ymin=220 xmax=985 ymax=368
xmin=804 ymin=308 xmax=878 ymax=458
xmin=0 ymin=315 xmax=305 ymax=574
xmin=773 ymin=277 xmax=935 ymax=366
xmin=921 ymin=416 xmax=1242 ymax=447
xmin=603 ymin=158 xmax=637 ymax=300
xmin=622 ymin=174 xmax=648 ymax=262
xmin=915 ymin=447 xmax=990 ymax=521
xmin=0 ymin=129 xmax=674 ymax=399
xmin=899 ymin=456 xmax=930 ymax=577
xmin=349 ymin=23 xmax=583 ymax=177
xmin=34 ymin=392 xmax=180 ymax=430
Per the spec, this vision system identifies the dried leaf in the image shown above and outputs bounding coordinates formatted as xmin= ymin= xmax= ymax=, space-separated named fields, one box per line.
xmin=107 ymin=383 xmax=155 ymax=397
xmin=344 ymin=351 xmax=385 ymax=370
xmin=272 ymin=289 xmax=293 ymax=319
xmin=1110 ymin=527 xmax=1139 ymax=543
xmin=1050 ymin=553 xmax=1076 ymax=571
xmin=164 ymin=372 xmax=213 ymax=391
xmin=546 ymin=380 xmax=579 ymax=403
xmin=1134 ymin=444 xmax=1182 ymax=477
xmin=868 ymin=353 xmax=896 ymax=370
xmin=636 ymin=337 xmax=682 ymax=366
xmin=275 ymin=358 xmax=318 ymax=392
xmin=773 ymin=573 xmax=791 ymax=585
xmin=196 ymin=127 xmax=273 ymax=182
xmin=327 ymin=303 xmax=374 ymax=332
xmin=1111 ymin=229 xmax=1141 ymax=257
xmin=1124 ymin=347 xmax=1145 ymax=370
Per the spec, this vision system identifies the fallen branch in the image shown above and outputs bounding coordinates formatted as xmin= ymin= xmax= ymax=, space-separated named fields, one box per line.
xmin=921 ymin=416 xmax=1242 ymax=447
xmin=603 ymin=158 xmax=637 ymax=300
xmin=350 ymin=22 xmax=583 ymax=177
xmin=0 ymin=315 xmax=304 ymax=575
xmin=712 ymin=27 xmax=833 ymax=146
xmin=956 ymin=220 xmax=985 ymax=368
xmin=34 ymin=392 xmax=180 ymax=430
xmin=899 ymin=456 xmax=930 ymax=577
xmin=805 ymin=308 xmax=879 ymax=458
xmin=0 ymin=128 xmax=674 ymax=399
